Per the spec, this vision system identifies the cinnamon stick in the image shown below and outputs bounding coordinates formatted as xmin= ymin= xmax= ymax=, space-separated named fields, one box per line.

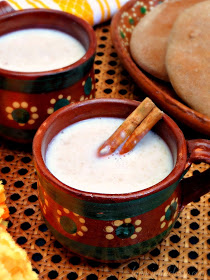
xmin=119 ymin=107 xmax=163 ymax=155
xmin=97 ymin=97 xmax=156 ymax=157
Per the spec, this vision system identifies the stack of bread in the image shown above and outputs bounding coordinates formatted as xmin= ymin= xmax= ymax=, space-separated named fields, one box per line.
xmin=0 ymin=182 xmax=38 ymax=280
xmin=130 ymin=0 xmax=210 ymax=117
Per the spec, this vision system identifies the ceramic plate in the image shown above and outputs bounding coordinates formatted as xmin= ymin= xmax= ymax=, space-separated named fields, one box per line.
xmin=111 ymin=0 xmax=210 ymax=135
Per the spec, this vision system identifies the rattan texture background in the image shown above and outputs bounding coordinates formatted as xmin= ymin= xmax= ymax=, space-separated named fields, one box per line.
xmin=0 ymin=24 xmax=210 ymax=280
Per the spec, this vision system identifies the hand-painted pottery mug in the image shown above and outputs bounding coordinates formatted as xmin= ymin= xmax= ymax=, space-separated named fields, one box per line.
xmin=33 ymin=98 xmax=210 ymax=263
xmin=0 ymin=1 xmax=96 ymax=143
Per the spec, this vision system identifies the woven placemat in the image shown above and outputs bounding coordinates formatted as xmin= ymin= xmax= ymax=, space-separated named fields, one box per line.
xmin=0 ymin=23 xmax=210 ymax=280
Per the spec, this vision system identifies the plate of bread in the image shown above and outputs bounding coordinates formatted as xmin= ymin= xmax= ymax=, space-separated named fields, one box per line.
xmin=111 ymin=0 xmax=210 ymax=135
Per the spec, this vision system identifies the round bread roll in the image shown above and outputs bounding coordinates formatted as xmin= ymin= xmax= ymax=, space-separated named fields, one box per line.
xmin=130 ymin=0 xmax=205 ymax=81
xmin=166 ymin=0 xmax=210 ymax=117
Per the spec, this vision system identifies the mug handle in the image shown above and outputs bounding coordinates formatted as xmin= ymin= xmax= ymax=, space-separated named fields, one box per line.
xmin=0 ymin=1 xmax=15 ymax=16
xmin=181 ymin=139 xmax=210 ymax=209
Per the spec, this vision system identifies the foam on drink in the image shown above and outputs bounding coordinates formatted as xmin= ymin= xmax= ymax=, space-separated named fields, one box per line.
xmin=45 ymin=117 xmax=174 ymax=194
xmin=0 ymin=28 xmax=86 ymax=72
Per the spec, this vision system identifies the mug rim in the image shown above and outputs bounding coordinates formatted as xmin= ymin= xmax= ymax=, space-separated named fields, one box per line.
xmin=0 ymin=8 xmax=96 ymax=77
xmin=33 ymin=98 xmax=187 ymax=203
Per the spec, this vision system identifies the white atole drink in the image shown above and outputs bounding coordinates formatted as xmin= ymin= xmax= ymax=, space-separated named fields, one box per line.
xmin=45 ymin=117 xmax=174 ymax=194
xmin=0 ymin=28 xmax=86 ymax=72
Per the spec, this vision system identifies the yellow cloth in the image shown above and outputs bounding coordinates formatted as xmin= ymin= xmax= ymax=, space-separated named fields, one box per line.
xmin=4 ymin=0 xmax=129 ymax=25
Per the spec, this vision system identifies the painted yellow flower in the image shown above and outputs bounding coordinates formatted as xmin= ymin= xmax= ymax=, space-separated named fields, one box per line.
xmin=160 ymin=198 xmax=179 ymax=229
xmin=5 ymin=102 xmax=39 ymax=126
xmin=105 ymin=218 xmax=142 ymax=240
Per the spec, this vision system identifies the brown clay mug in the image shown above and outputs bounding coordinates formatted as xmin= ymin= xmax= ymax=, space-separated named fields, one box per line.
xmin=33 ymin=98 xmax=210 ymax=262
xmin=0 ymin=1 xmax=96 ymax=143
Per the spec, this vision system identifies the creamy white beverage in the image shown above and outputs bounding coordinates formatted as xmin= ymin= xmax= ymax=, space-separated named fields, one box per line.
xmin=0 ymin=28 xmax=86 ymax=72
xmin=45 ymin=117 xmax=174 ymax=194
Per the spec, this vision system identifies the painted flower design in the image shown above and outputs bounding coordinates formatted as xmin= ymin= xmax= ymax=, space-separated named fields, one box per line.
xmin=47 ymin=94 xmax=71 ymax=115
xmin=80 ymin=76 xmax=94 ymax=102
xmin=105 ymin=218 xmax=142 ymax=240
xmin=5 ymin=101 xmax=39 ymax=126
xmin=38 ymin=186 xmax=88 ymax=237
xmin=38 ymin=185 xmax=48 ymax=216
xmin=160 ymin=198 xmax=179 ymax=229
xmin=119 ymin=1 xmax=149 ymax=46
xmin=57 ymin=210 xmax=88 ymax=237
xmin=83 ymin=76 xmax=94 ymax=95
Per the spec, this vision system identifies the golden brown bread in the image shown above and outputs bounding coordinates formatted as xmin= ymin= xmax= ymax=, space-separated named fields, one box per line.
xmin=0 ymin=183 xmax=9 ymax=226
xmin=0 ymin=182 xmax=38 ymax=280
xmin=0 ymin=229 xmax=39 ymax=280
xmin=166 ymin=0 xmax=210 ymax=117
xmin=130 ymin=0 xmax=205 ymax=81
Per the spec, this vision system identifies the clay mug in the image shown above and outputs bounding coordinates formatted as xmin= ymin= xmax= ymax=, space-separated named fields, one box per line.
xmin=33 ymin=98 xmax=210 ymax=262
xmin=0 ymin=1 xmax=96 ymax=143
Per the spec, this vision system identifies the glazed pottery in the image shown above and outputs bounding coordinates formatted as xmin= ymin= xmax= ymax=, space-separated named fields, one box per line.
xmin=33 ymin=98 xmax=210 ymax=262
xmin=0 ymin=1 xmax=96 ymax=143
xmin=111 ymin=0 xmax=210 ymax=135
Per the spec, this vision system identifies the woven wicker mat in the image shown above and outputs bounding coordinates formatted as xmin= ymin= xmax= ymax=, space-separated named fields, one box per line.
xmin=0 ymin=23 xmax=209 ymax=280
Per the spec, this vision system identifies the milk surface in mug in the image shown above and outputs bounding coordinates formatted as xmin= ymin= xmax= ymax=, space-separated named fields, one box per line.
xmin=45 ymin=117 xmax=174 ymax=194
xmin=0 ymin=28 xmax=86 ymax=72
